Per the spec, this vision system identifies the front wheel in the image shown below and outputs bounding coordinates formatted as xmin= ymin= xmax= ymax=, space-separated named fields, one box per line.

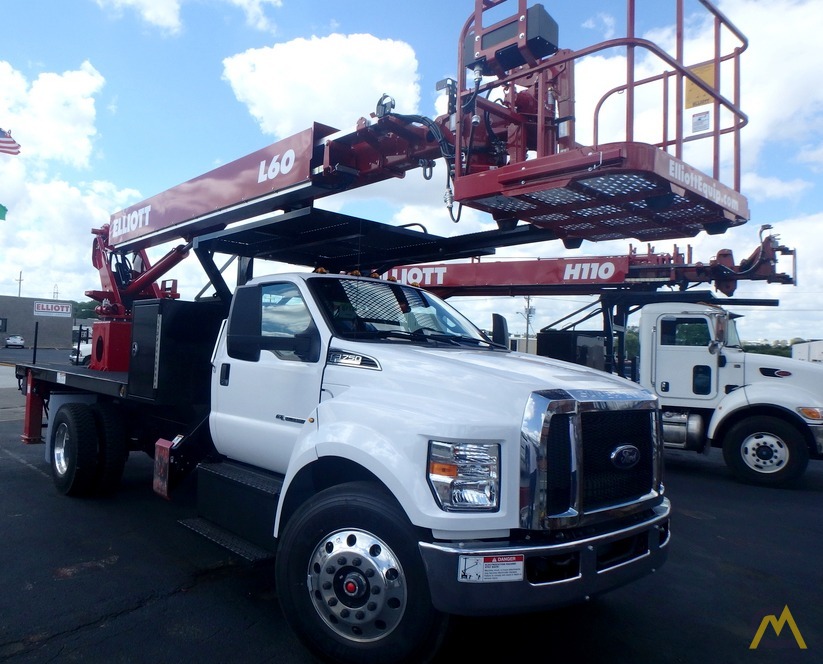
xmin=722 ymin=416 xmax=809 ymax=487
xmin=274 ymin=482 xmax=449 ymax=664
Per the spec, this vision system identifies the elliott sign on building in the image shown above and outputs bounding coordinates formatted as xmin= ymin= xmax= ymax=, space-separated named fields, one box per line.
xmin=34 ymin=302 xmax=73 ymax=317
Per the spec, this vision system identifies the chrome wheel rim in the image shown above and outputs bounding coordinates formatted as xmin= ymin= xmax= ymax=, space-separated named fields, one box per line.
xmin=53 ymin=422 xmax=70 ymax=476
xmin=308 ymin=528 xmax=407 ymax=643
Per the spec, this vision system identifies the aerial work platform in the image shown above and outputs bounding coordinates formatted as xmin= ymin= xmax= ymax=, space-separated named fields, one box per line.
xmin=453 ymin=141 xmax=748 ymax=244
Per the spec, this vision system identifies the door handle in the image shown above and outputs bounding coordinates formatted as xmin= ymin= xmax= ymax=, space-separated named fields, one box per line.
xmin=660 ymin=381 xmax=669 ymax=392
xmin=220 ymin=363 xmax=230 ymax=386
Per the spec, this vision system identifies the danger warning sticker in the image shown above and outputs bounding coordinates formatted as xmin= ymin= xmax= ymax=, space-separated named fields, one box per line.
xmin=458 ymin=554 xmax=524 ymax=583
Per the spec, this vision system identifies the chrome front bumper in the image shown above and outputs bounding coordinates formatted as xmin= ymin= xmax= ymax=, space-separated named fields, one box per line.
xmin=419 ymin=499 xmax=670 ymax=616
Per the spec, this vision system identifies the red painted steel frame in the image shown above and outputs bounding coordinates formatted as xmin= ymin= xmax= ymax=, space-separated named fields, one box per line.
xmin=21 ymin=372 xmax=45 ymax=444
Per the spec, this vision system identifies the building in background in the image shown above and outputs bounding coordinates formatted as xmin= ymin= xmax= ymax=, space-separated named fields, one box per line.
xmin=0 ymin=295 xmax=75 ymax=348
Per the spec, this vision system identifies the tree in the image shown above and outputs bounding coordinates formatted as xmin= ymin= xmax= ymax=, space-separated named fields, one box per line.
xmin=624 ymin=325 xmax=640 ymax=358
xmin=742 ymin=341 xmax=791 ymax=357
xmin=73 ymin=300 xmax=98 ymax=320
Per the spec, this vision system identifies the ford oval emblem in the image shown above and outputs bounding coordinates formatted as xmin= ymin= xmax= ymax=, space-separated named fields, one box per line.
xmin=610 ymin=445 xmax=640 ymax=470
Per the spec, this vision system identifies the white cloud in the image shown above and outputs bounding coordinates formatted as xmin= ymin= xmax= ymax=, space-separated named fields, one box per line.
xmin=0 ymin=60 xmax=104 ymax=169
xmin=0 ymin=62 xmax=29 ymax=117
xmin=0 ymin=176 xmax=132 ymax=300
xmin=797 ymin=142 xmax=823 ymax=171
xmin=222 ymin=33 xmax=421 ymax=138
xmin=719 ymin=0 xmax=823 ymax=166
xmin=741 ymin=173 xmax=812 ymax=202
xmin=95 ymin=0 xmax=182 ymax=34
xmin=25 ymin=62 xmax=105 ymax=168
xmin=582 ymin=13 xmax=617 ymax=41
xmin=225 ymin=0 xmax=283 ymax=32
xmin=94 ymin=0 xmax=283 ymax=34
xmin=0 ymin=60 xmax=131 ymax=300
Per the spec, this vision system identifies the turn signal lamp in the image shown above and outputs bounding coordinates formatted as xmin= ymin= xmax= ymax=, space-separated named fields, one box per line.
xmin=797 ymin=407 xmax=823 ymax=420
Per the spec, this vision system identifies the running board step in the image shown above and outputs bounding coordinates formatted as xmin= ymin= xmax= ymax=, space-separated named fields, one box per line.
xmin=179 ymin=517 xmax=275 ymax=563
xmin=194 ymin=459 xmax=284 ymax=554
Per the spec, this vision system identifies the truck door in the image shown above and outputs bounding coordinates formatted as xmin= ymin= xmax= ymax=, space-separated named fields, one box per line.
xmin=652 ymin=315 xmax=719 ymax=401
xmin=210 ymin=281 xmax=324 ymax=473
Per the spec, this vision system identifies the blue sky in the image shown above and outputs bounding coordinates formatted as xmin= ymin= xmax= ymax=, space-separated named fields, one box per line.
xmin=1 ymin=0 xmax=822 ymax=342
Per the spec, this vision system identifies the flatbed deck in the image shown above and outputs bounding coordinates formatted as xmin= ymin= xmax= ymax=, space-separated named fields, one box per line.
xmin=16 ymin=362 xmax=128 ymax=399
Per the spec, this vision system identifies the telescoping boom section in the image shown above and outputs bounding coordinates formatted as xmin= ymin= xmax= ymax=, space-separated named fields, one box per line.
xmin=388 ymin=228 xmax=796 ymax=299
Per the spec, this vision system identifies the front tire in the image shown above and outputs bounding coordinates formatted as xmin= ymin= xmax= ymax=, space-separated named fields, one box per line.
xmin=722 ymin=416 xmax=809 ymax=487
xmin=275 ymin=482 xmax=449 ymax=664
xmin=51 ymin=403 xmax=100 ymax=496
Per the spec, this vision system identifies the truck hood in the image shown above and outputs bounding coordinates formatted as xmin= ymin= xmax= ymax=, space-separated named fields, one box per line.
xmin=743 ymin=350 xmax=823 ymax=392
xmin=326 ymin=342 xmax=653 ymax=419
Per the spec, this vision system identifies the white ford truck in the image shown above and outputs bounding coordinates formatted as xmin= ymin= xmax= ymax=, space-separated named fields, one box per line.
xmin=18 ymin=269 xmax=670 ymax=664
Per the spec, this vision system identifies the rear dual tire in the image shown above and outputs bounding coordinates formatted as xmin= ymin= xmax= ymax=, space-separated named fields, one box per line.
xmin=51 ymin=402 xmax=128 ymax=496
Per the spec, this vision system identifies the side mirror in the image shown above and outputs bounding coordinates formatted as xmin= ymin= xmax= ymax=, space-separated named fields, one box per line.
xmin=492 ymin=313 xmax=509 ymax=347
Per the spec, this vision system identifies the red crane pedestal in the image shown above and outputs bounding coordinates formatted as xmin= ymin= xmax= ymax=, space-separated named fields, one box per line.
xmin=89 ymin=320 xmax=132 ymax=372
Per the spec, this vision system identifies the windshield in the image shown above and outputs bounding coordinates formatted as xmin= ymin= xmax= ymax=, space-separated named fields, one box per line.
xmin=308 ymin=276 xmax=489 ymax=344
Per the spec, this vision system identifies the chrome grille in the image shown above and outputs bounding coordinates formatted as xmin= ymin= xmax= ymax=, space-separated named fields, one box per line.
xmin=520 ymin=390 xmax=661 ymax=530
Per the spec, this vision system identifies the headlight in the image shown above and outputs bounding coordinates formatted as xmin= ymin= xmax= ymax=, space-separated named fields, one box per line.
xmin=427 ymin=441 xmax=500 ymax=511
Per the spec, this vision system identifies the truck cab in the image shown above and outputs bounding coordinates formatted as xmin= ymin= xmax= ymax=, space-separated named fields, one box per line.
xmin=641 ymin=304 xmax=744 ymax=405
xmin=638 ymin=302 xmax=823 ymax=486
xmin=209 ymin=271 xmax=669 ymax=533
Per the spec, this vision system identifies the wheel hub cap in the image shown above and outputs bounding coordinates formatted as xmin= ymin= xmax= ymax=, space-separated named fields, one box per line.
xmin=741 ymin=432 xmax=787 ymax=473
xmin=308 ymin=529 xmax=407 ymax=642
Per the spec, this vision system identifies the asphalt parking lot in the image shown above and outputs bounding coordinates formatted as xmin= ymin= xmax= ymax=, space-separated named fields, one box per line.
xmin=0 ymin=360 xmax=820 ymax=663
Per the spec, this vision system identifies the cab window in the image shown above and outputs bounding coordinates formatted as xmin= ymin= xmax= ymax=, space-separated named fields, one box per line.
xmin=261 ymin=283 xmax=319 ymax=362
xmin=660 ymin=318 xmax=711 ymax=347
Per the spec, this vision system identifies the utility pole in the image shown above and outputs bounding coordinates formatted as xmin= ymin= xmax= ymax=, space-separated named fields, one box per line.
xmin=16 ymin=270 xmax=22 ymax=297
xmin=518 ymin=296 xmax=535 ymax=353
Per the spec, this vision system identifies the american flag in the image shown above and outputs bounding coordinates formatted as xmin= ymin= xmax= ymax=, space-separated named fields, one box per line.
xmin=0 ymin=128 xmax=21 ymax=155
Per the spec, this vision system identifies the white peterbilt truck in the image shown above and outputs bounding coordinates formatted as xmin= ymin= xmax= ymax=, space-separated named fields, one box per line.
xmin=637 ymin=302 xmax=823 ymax=487
xmin=527 ymin=297 xmax=822 ymax=488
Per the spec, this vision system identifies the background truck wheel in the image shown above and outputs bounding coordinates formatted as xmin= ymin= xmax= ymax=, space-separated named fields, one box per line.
xmin=51 ymin=403 xmax=100 ymax=496
xmin=91 ymin=402 xmax=129 ymax=494
xmin=722 ymin=416 xmax=809 ymax=487
xmin=274 ymin=481 xmax=449 ymax=664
